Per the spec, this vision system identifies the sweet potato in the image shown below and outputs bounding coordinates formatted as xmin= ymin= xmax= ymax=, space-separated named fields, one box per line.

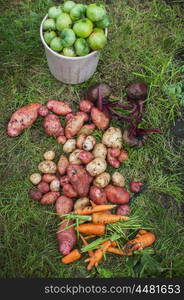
xmin=40 ymin=191 xmax=60 ymax=205
xmin=78 ymin=151 xmax=94 ymax=164
xmin=57 ymin=135 xmax=67 ymax=144
xmin=79 ymin=100 xmax=94 ymax=113
xmin=116 ymin=204 xmax=130 ymax=216
xmin=38 ymin=105 xmax=49 ymax=117
xmin=104 ymin=185 xmax=130 ymax=204
xmin=56 ymin=195 xmax=73 ymax=217
xmin=91 ymin=107 xmax=109 ymax=130
xmin=60 ymin=176 xmax=70 ymax=186
xmin=57 ymin=155 xmax=69 ymax=175
xmin=42 ymin=174 xmax=57 ymax=183
xmin=65 ymin=112 xmax=88 ymax=139
xmin=57 ymin=220 xmax=77 ymax=255
xmin=76 ymin=134 xmax=86 ymax=149
xmin=37 ymin=181 xmax=50 ymax=193
xmin=47 ymin=100 xmax=72 ymax=115
xmin=67 ymin=164 xmax=90 ymax=197
xmin=43 ymin=114 xmax=64 ymax=138
xmin=7 ymin=102 xmax=41 ymax=137
xmin=77 ymin=123 xmax=96 ymax=136
xmin=89 ymin=186 xmax=107 ymax=205
xmin=107 ymin=149 xmax=120 ymax=168
xmin=29 ymin=188 xmax=42 ymax=201
xmin=63 ymin=183 xmax=78 ymax=198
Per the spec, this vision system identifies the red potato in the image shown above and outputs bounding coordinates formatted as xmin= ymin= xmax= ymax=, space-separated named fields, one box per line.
xmin=118 ymin=149 xmax=129 ymax=163
xmin=109 ymin=147 xmax=121 ymax=158
xmin=79 ymin=100 xmax=94 ymax=113
xmin=40 ymin=191 xmax=60 ymax=205
xmin=57 ymin=155 xmax=69 ymax=175
xmin=91 ymin=107 xmax=109 ymax=130
xmin=89 ymin=186 xmax=107 ymax=205
xmin=57 ymin=135 xmax=67 ymax=144
xmin=62 ymin=183 xmax=78 ymax=198
xmin=130 ymin=181 xmax=143 ymax=193
xmin=67 ymin=164 xmax=90 ymax=197
xmin=57 ymin=220 xmax=77 ymax=255
xmin=87 ymin=173 xmax=94 ymax=184
xmin=77 ymin=123 xmax=96 ymax=136
xmin=104 ymin=185 xmax=130 ymax=204
xmin=37 ymin=181 xmax=50 ymax=193
xmin=60 ymin=176 xmax=70 ymax=186
xmin=47 ymin=100 xmax=72 ymax=115
xmin=65 ymin=112 xmax=88 ymax=139
xmin=29 ymin=188 xmax=42 ymax=201
xmin=116 ymin=204 xmax=131 ymax=216
xmin=7 ymin=102 xmax=41 ymax=137
xmin=42 ymin=174 xmax=57 ymax=183
xmin=76 ymin=134 xmax=86 ymax=149
xmin=43 ymin=114 xmax=64 ymax=138
xmin=38 ymin=105 xmax=49 ymax=117
xmin=65 ymin=113 xmax=75 ymax=121
xmin=79 ymin=151 xmax=94 ymax=164
xmin=55 ymin=195 xmax=73 ymax=217
xmin=107 ymin=149 xmax=120 ymax=168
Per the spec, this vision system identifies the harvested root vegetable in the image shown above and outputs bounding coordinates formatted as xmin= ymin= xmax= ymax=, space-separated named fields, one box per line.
xmin=63 ymin=139 xmax=76 ymax=153
xmin=37 ymin=181 xmax=50 ymax=194
xmin=86 ymin=158 xmax=107 ymax=177
xmin=102 ymin=127 xmax=122 ymax=148
xmin=89 ymin=186 xmax=107 ymax=205
xmin=75 ymin=204 xmax=116 ymax=215
xmin=122 ymin=129 xmax=143 ymax=147
xmin=107 ymin=149 xmax=120 ymax=168
xmin=29 ymin=188 xmax=42 ymax=201
xmin=118 ymin=149 xmax=128 ymax=163
xmin=47 ymin=100 xmax=72 ymax=115
xmin=93 ymin=172 xmax=110 ymax=188
xmin=43 ymin=114 xmax=64 ymax=138
xmin=82 ymin=135 xmax=96 ymax=151
xmin=109 ymin=147 xmax=121 ymax=158
xmin=130 ymin=181 xmax=143 ymax=193
xmin=65 ymin=112 xmax=75 ymax=121
xmin=126 ymin=82 xmax=148 ymax=101
xmin=57 ymin=155 xmax=69 ymax=175
xmin=92 ymin=143 xmax=107 ymax=159
xmin=79 ymin=100 xmax=94 ymax=113
xmin=42 ymin=174 xmax=57 ymax=183
xmin=63 ymin=183 xmax=78 ymax=198
xmin=74 ymin=197 xmax=90 ymax=211
xmin=57 ymin=220 xmax=77 ymax=255
xmin=91 ymin=107 xmax=109 ymax=130
xmin=40 ymin=191 xmax=60 ymax=205
xmin=112 ymin=172 xmax=125 ymax=187
xmin=43 ymin=150 xmax=55 ymax=161
xmin=38 ymin=160 xmax=57 ymax=174
xmin=57 ymin=135 xmax=67 ymax=144
xmin=61 ymin=249 xmax=81 ymax=264
xmin=105 ymin=185 xmax=130 ymax=204
xmin=92 ymin=212 xmax=129 ymax=224
xmin=79 ymin=151 xmax=94 ymax=164
xmin=76 ymin=223 xmax=105 ymax=235
xmin=50 ymin=178 xmax=60 ymax=192
xmin=56 ymin=195 xmax=73 ymax=217
xmin=78 ymin=124 xmax=96 ymax=136
xmin=85 ymin=240 xmax=111 ymax=270
xmin=69 ymin=149 xmax=82 ymax=165
xmin=87 ymin=83 xmax=112 ymax=102
xmin=116 ymin=204 xmax=130 ymax=216
xmin=67 ymin=164 xmax=90 ymax=197
xmin=29 ymin=173 xmax=42 ymax=185
xmin=107 ymin=247 xmax=132 ymax=256
xmin=76 ymin=134 xmax=86 ymax=149
xmin=38 ymin=105 xmax=49 ymax=117
xmin=60 ymin=176 xmax=70 ymax=186
xmin=65 ymin=112 xmax=88 ymax=139
xmin=7 ymin=102 xmax=41 ymax=137
xmin=123 ymin=230 xmax=156 ymax=252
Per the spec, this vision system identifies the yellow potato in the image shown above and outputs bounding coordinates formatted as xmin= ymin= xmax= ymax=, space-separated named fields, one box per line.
xmin=102 ymin=127 xmax=122 ymax=148
xmin=92 ymin=143 xmax=107 ymax=159
xmin=63 ymin=139 xmax=76 ymax=153
xmin=112 ymin=172 xmax=125 ymax=187
xmin=93 ymin=172 xmax=111 ymax=188
xmin=29 ymin=173 xmax=42 ymax=185
xmin=69 ymin=149 xmax=82 ymax=165
xmin=38 ymin=160 xmax=57 ymax=174
xmin=43 ymin=150 xmax=55 ymax=160
xmin=86 ymin=158 xmax=107 ymax=176
xmin=74 ymin=197 xmax=90 ymax=211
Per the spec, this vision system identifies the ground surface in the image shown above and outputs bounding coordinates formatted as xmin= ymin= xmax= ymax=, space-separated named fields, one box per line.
xmin=0 ymin=0 xmax=184 ymax=278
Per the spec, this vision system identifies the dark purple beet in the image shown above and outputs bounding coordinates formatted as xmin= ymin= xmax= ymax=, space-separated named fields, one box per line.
xmin=87 ymin=83 xmax=112 ymax=102
xmin=127 ymin=82 xmax=148 ymax=101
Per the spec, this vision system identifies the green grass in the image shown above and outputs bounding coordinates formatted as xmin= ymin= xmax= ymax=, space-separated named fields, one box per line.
xmin=0 ymin=0 xmax=184 ymax=278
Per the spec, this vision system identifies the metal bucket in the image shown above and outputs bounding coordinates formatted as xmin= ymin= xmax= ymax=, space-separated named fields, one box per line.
xmin=40 ymin=15 xmax=107 ymax=84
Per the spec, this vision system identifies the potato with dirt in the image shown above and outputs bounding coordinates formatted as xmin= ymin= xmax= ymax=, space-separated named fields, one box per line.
xmin=112 ymin=172 xmax=125 ymax=187
xmin=29 ymin=188 xmax=42 ymax=201
xmin=47 ymin=100 xmax=72 ymax=115
xmin=57 ymin=135 xmax=67 ymax=144
xmin=118 ymin=149 xmax=129 ymax=162
xmin=42 ymin=174 xmax=57 ymax=183
xmin=60 ymin=176 xmax=70 ymax=186
xmin=62 ymin=183 xmax=78 ymax=198
xmin=38 ymin=105 xmax=49 ymax=117
xmin=77 ymin=124 xmax=96 ymax=136
xmin=69 ymin=149 xmax=82 ymax=165
xmin=29 ymin=173 xmax=42 ymax=185
xmin=43 ymin=114 xmax=64 ymax=138
xmin=38 ymin=160 xmax=57 ymax=174
xmin=74 ymin=197 xmax=90 ymax=211
xmin=67 ymin=164 xmax=90 ymax=197
xmin=86 ymin=157 xmax=107 ymax=176
xmin=107 ymin=148 xmax=120 ymax=168
xmin=93 ymin=172 xmax=111 ymax=188
xmin=82 ymin=135 xmax=96 ymax=151
xmin=63 ymin=139 xmax=76 ymax=153
xmin=55 ymin=195 xmax=74 ymax=217
xmin=76 ymin=134 xmax=86 ymax=149
xmin=40 ymin=191 xmax=60 ymax=205
xmin=92 ymin=143 xmax=107 ymax=159
xmin=57 ymin=220 xmax=77 ymax=255
xmin=57 ymin=155 xmax=69 ymax=175
xmin=50 ymin=178 xmax=60 ymax=192
xmin=7 ymin=102 xmax=41 ymax=137
xmin=65 ymin=112 xmax=88 ymax=139
xmin=102 ymin=127 xmax=123 ymax=148
xmin=37 ymin=181 xmax=50 ymax=193
xmin=104 ymin=185 xmax=130 ymax=204
xmin=43 ymin=150 xmax=55 ymax=161
xmin=91 ymin=107 xmax=109 ymax=130
xmin=78 ymin=151 xmax=94 ymax=164
xmin=79 ymin=100 xmax=94 ymax=113
xmin=89 ymin=186 xmax=107 ymax=205
xmin=116 ymin=204 xmax=130 ymax=216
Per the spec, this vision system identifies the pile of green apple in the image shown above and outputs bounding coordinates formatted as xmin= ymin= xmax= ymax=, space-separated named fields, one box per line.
xmin=42 ymin=1 xmax=110 ymax=57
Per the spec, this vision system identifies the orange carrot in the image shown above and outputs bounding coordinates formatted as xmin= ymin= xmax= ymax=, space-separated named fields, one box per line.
xmin=110 ymin=241 xmax=117 ymax=247
xmin=75 ymin=204 xmax=116 ymax=215
xmin=85 ymin=241 xmax=111 ymax=270
xmin=75 ymin=223 xmax=106 ymax=235
xmin=80 ymin=234 xmax=94 ymax=257
xmin=85 ymin=235 xmax=96 ymax=240
xmin=107 ymin=247 xmax=132 ymax=256
xmin=61 ymin=249 xmax=81 ymax=264
xmin=123 ymin=230 xmax=156 ymax=252
xmin=92 ymin=212 xmax=129 ymax=224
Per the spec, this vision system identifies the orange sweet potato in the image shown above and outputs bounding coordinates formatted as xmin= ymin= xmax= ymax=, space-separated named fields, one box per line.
xmin=47 ymin=100 xmax=72 ymax=115
xmin=91 ymin=107 xmax=109 ymax=130
xmin=7 ymin=102 xmax=41 ymax=137
xmin=43 ymin=114 xmax=64 ymax=138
